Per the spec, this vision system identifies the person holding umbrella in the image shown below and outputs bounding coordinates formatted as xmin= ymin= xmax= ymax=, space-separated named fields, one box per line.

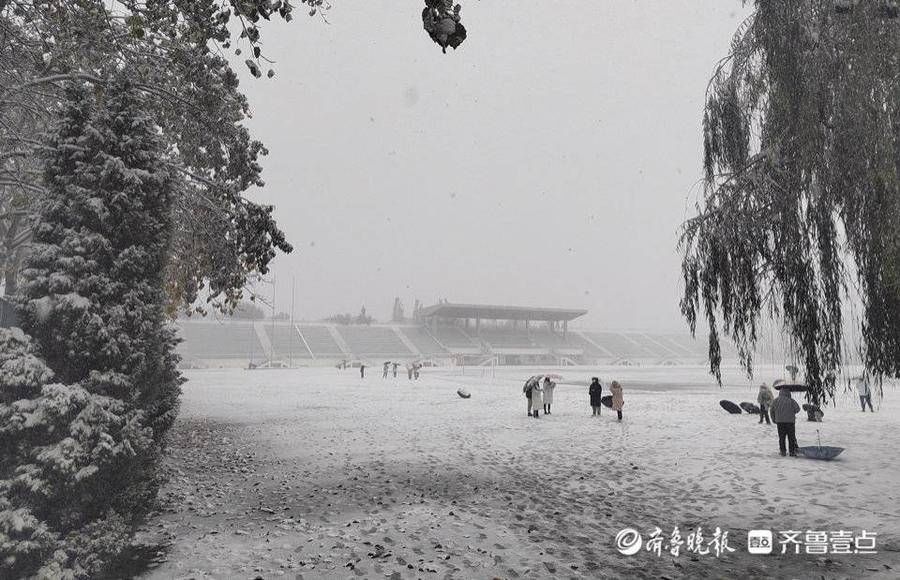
xmin=771 ymin=380 xmax=800 ymax=456
xmin=589 ymin=377 xmax=603 ymax=416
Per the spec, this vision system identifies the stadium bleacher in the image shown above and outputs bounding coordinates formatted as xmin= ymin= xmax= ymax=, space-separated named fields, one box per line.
xmin=264 ymin=324 xmax=312 ymax=359
xmin=431 ymin=326 xmax=479 ymax=350
xmin=297 ymin=325 xmax=346 ymax=358
xmin=399 ymin=326 xmax=446 ymax=356
xmin=173 ymin=302 xmax=752 ymax=367
xmin=339 ymin=325 xmax=414 ymax=358
xmin=176 ymin=321 xmax=263 ymax=362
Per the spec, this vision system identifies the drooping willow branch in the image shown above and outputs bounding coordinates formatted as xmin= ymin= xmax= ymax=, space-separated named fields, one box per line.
xmin=680 ymin=0 xmax=900 ymax=403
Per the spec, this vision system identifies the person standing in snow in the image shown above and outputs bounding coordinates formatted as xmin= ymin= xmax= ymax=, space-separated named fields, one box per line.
xmin=757 ymin=383 xmax=774 ymax=425
xmin=542 ymin=377 xmax=555 ymax=415
xmin=523 ymin=378 xmax=535 ymax=416
xmin=359 ymin=363 xmax=366 ymax=379
xmin=382 ymin=362 xmax=389 ymax=379
xmin=531 ymin=379 xmax=543 ymax=419
xmin=610 ymin=380 xmax=624 ymax=421
xmin=392 ymin=362 xmax=399 ymax=378
xmin=589 ymin=377 xmax=603 ymax=416
xmin=771 ymin=381 xmax=800 ymax=456
xmin=856 ymin=376 xmax=874 ymax=412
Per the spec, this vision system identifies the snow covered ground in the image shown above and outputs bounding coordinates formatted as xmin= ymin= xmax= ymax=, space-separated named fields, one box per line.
xmin=142 ymin=365 xmax=900 ymax=579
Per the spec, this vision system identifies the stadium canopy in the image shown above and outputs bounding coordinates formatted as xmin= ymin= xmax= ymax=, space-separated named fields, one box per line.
xmin=419 ymin=302 xmax=587 ymax=323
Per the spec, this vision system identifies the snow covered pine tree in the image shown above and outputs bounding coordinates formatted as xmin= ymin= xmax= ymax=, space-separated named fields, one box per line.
xmin=0 ymin=79 xmax=182 ymax=578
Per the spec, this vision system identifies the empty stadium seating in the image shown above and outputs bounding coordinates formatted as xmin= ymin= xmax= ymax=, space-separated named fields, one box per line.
xmin=339 ymin=325 xmax=414 ymax=358
xmin=263 ymin=324 xmax=312 ymax=359
xmin=399 ymin=326 xmax=446 ymax=356
xmin=297 ymin=325 xmax=345 ymax=358
xmin=431 ymin=326 xmax=479 ymax=350
xmin=176 ymin=321 xmax=263 ymax=361
xmin=174 ymin=319 xmax=748 ymax=367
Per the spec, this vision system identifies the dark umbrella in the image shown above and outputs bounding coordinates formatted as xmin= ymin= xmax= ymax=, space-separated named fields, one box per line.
xmin=774 ymin=383 xmax=808 ymax=393
xmin=798 ymin=430 xmax=844 ymax=460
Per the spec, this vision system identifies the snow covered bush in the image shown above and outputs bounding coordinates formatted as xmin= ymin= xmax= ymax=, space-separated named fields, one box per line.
xmin=0 ymin=79 xmax=183 ymax=578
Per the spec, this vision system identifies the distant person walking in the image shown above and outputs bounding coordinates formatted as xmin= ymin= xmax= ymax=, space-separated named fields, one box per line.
xmin=856 ymin=376 xmax=874 ymax=412
xmin=771 ymin=381 xmax=800 ymax=456
xmin=589 ymin=377 xmax=603 ymax=416
xmin=531 ymin=380 xmax=543 ymax=419
xmin=413 ymin=363 xmax=421 ymax=380
xmin=542 ymin=377 xmax=555 ymax=415
xmin=392 ymin=362 xmax=399 ymax=378
xmin=382 ymin=362 xmax=390 ymax=379
xmin=359 ymin=363 xmax=366 ymax=379
xmin=407 ymin=364 xmax=413 ymax=380
xmin=757 ymin=383 xmax=774 ymax=425
xmin=610 ymin=380 xmax=624 ymax=421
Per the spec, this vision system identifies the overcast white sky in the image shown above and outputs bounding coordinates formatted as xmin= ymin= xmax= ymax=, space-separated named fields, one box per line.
xmin=236 ymin=1 xmax=750 ymax=330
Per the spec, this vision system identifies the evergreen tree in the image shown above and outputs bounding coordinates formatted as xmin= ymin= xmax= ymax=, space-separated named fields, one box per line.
xmin=0 ymin=79 xmax=182 ymax=578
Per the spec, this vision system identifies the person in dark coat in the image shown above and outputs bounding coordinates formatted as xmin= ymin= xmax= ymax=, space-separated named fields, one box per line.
xmin=359 ymin=364 xmax=366 ymax=379
xmin=589 ymin=377 xmax=603 ymax=416
xmin=771 ymin=382 xmax=800 ymax=456
xmin=392 ymin=362 xmax=399 ymax=378
xmin=523 ymin=378 xmax=535 ymax=417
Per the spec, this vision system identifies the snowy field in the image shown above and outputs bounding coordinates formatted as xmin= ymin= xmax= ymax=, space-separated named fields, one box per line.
xmin=141 ymin=365 xmax=900 ymax=579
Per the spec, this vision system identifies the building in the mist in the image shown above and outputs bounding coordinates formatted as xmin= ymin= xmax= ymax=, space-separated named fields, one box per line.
xmin=172 ymin=301 xmax=747 ymax=369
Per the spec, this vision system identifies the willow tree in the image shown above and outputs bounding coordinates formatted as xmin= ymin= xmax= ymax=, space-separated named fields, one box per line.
xmin=680 ymin=0 xmax=900 ymax=402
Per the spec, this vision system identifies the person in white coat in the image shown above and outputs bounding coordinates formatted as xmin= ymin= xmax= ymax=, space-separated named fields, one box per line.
xmin=542 ymin=377 xmax=556 ymax=415
xmin=531 ymin=381 xmax=543 ymax=419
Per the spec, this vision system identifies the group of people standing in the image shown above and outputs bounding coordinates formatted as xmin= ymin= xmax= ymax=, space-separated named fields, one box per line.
xmin=522 ymin=376 xmax=624 ymax=420
xmin=380 ymin=361 xmax=421 ymax=380
xmin=523 ymin=376 xmax=556 ymax=417
xmin=590 ymin=377 xmax=624 ymax=421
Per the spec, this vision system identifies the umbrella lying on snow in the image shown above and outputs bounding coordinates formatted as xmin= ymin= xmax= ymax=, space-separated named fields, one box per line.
xmin=798 ymin=430 xmax=844 ymax=460
xmin=457 ymin=388 xmax=471 ymax=399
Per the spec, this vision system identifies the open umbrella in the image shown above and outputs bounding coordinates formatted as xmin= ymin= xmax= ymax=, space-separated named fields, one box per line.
xmin=798 ymin=430 xmax=844 ymax=460
xmin=720 ymin=400 xmax=742 ymax=414
xmin=774 ymin=383 xmax=808 ymax=393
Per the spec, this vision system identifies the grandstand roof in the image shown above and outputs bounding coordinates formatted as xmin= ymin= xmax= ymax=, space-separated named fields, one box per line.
xmin=419 ymin=302 xmax=587 ymax=322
